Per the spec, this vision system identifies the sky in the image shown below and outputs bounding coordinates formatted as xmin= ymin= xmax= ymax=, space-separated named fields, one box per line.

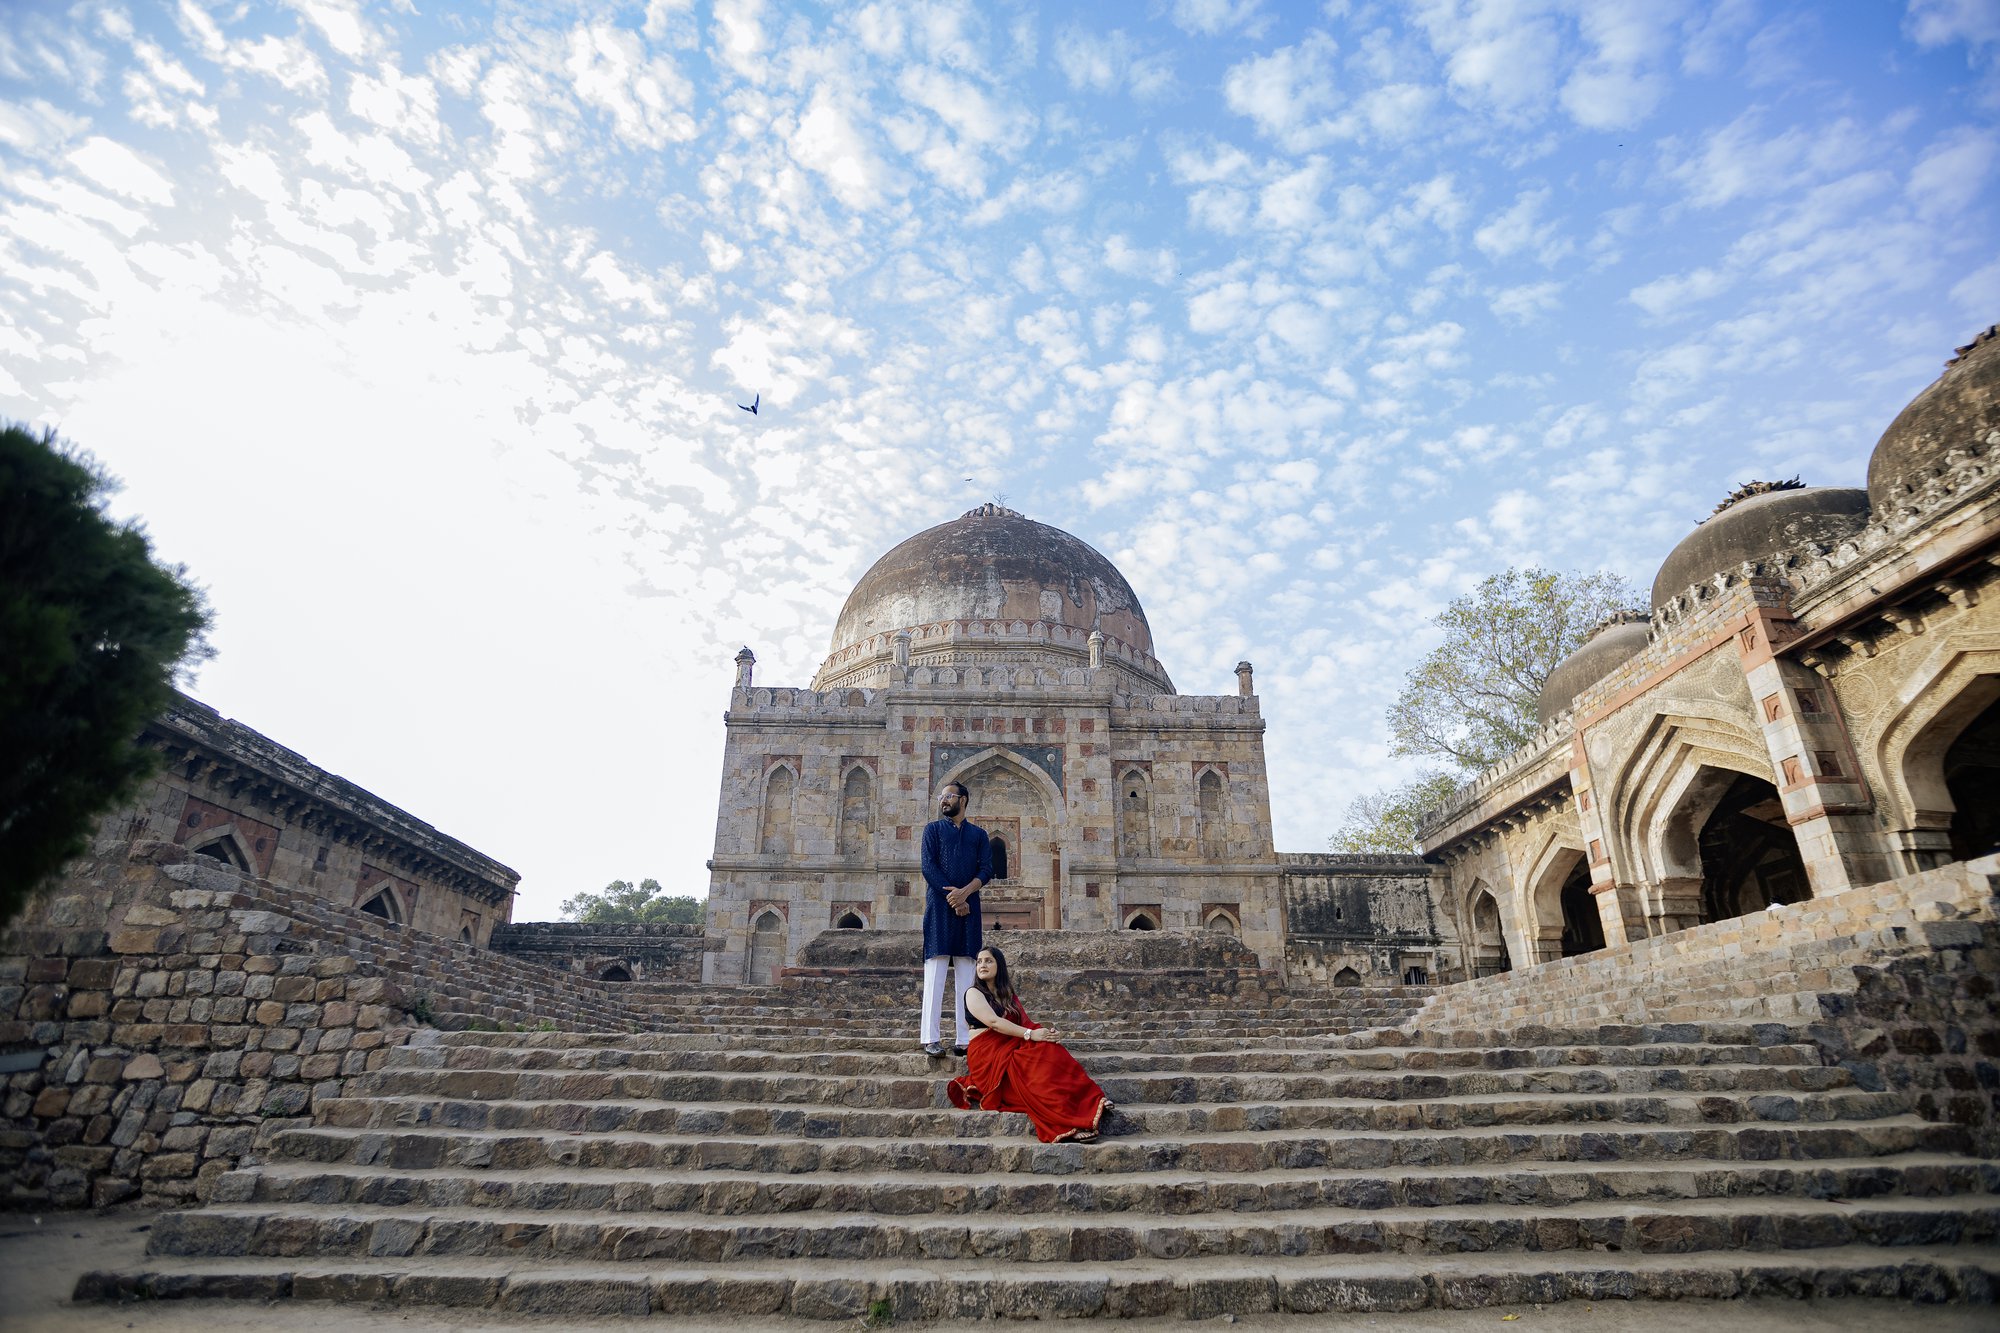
xmin=3 ymin=0 xmax=1997 ymax=921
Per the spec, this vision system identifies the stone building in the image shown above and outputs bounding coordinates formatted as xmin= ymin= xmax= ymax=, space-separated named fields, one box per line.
xmin=1418 ymin=326 xmax=2000 ymax=973
xmin=104 ymin=691 xmax=518 ymax=944
xmin=702 ymin=503 xmax=1296 ymax=985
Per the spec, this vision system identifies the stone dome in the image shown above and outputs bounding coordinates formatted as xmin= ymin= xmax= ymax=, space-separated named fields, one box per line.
xmin=1536 ymin=615 xmax=1651 ymax=724
xmin=1651 ymin=485 xmax=1871 ymax=610
xmin=812 ymin=504 xmax=1174 ymax=693
xmin=1867 ymin=324 xmax=2000 ymax=518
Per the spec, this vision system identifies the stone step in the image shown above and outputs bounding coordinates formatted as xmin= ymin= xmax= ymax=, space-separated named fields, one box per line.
xmin=342 ymin=1062 xmax=1857 ymax=1109
xmin=262 ymin=1115 xmax=1977 ymax=1177
xmin=313 ymin=1086 xmax=1914 ymax=1138
xmin=81 ymin=1242 xmax=2000 ymax=1316
xmin=142 ymin=1193 xmax=2000 ymax=1265
xmin=225 ymin=1151 xmax=2000 ymax=1217
xmin=382 ymin=1039 xmax=1827 ymax=1075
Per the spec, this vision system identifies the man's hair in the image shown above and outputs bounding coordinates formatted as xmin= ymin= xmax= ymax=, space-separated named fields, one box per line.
xmin=945 ymin=780 xmax=970 ymax=800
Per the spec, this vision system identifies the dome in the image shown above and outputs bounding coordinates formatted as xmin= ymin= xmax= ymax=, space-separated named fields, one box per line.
xmin=812 ymin=504 xmax=1173 ymax=692
xmin=1867 ymin=324 xmax=2000 ymax=517
xmin=1651 ymin=485 xmax=1870 ymax=610
xmin=1537 ymin=615 xmax=1651 ymax=724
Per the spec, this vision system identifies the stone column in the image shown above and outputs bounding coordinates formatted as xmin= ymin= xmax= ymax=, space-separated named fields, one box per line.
xmin=1737 ymin=607 xmax=1892 ymax=894
xmin=892 ymin=631 xmax=911 ymax=684
xmin=734 ymin=647 xmax=755 ymax=690
xmin=1087 ymin=630 xmax=1104 ymax=669
xmin=1235 ymin=661 xmax=1255 ymax=696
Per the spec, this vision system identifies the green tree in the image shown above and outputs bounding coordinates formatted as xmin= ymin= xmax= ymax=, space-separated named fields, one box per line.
xmin=1334 ymin=566 xmax=1639 ymax=851
xmin=560 ymin=878 xmax=705 ymax=925
xmin=1 ymin=423 xmax=212 ymax=926
xmin=1327 ymin=772 xmax=1463 ymax=854
xmin=1386 ymin=567 xmax=1639 ymax=771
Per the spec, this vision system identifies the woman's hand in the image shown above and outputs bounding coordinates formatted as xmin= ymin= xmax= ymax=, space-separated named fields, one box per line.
xmin=1030 ymin=1025 xmax=1057 ymax=1043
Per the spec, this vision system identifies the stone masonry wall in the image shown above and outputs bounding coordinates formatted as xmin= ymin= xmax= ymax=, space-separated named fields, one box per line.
xmin=489 ymin=921 xmax=703 ymax=983
xmin=0 ymin=844 xmax=650 ymax=1212
xmin=1280 ymin=855 xmax=1458 ymax=987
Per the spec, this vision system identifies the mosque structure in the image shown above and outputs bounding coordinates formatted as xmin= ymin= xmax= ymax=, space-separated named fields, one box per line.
xmin=700 ymin=503 xmax=1295 ymax=986
xmin=1418 ymin=326 xmax=2000 ymax=975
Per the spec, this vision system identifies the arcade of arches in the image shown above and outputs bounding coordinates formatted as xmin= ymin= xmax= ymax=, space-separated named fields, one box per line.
xmin=1421 ymin=327 xmax=2000 ymax=976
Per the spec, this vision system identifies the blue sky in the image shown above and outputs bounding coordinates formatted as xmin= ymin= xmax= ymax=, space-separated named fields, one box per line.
xmin=3 ymin=0 xmax=1996 ymax=919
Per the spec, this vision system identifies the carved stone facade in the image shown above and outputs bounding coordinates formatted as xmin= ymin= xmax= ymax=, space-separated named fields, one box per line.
xmin=97 ymin=692 xmax=518 ymax=945
xmin=1279 ymin=854 xmax=1459 ymax=987
xmin=1420 ymin=325 xmax=2000 ymax=978
xmin=703 ymin=505 xmax=1289 ymax=985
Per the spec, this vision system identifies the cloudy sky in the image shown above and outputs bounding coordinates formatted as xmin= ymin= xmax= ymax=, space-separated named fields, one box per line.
xmin=4 ymin=0 xmax=1996 ymax=920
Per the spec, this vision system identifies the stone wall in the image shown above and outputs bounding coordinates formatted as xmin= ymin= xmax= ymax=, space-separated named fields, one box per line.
xmin=0 ymin=843 xmax=644 ymax=1212
xmin=1388 ymin=854 xmax=2000 ymax=1149
xmin=488 ymin=921 xmax=703 ymax=983
xmin=1279 ymin=854 xmax=1458 ymax=986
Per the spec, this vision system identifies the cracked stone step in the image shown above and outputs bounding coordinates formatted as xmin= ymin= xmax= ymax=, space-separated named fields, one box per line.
xmin=380 ymin=1039 xmax=1827 ymax=1074
xmin=72 ymin=1243 xmax=2000 ymax=1316
xmin=223 ymin=1151 xmax=2000 ymax=1217
xmin=342 ymin=1062 xmax=1858 ymax=1108
xmin=260 ymin=1115 xmax=1976 ymax=1176
xmin=313 ymin=1086 xmax=1916 ymax=1138
xmin=143 ymin=1194 xmax=2000 ymax=1265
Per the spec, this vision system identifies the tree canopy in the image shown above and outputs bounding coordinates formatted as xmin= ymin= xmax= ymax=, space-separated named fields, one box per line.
xmin=1327 ymin=773 xmax=1463 ymax=855
xmin=1385 ymin=567 xmax=1640 ymax=772
xmin=1 ymin=423 xmax=212 ymax=926
xmin=560 ymin=878 xmax=705 ymax=925
xmin=1332 ymin=566 xmax=1639 ymax=852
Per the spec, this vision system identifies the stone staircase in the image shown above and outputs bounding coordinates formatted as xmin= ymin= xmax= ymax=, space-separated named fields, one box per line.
xmin=75 ymin=979 xmax=2000 ymax=1319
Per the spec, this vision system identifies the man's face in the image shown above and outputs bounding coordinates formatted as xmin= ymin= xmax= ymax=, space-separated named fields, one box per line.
xmin=938 ymin=786 xmax=964 ymax=817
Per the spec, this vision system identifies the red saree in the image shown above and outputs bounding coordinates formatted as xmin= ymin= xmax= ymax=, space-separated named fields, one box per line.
xmin=945 ymin=1000 xmax=1111 ymax=1144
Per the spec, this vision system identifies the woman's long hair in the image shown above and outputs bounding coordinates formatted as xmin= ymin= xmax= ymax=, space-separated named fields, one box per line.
xmin=973 ymin=946 xmax=1017 ymax=1016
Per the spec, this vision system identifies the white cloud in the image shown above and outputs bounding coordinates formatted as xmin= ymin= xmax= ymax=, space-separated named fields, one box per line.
xmin=1908 ymin=125 xmax=1997 ymax=217
xmin=1627 ymin=266 xmax=1729 ymax=318
xmin=1170 ymin=0 xmax=1267 ymax=37
xmin=1472 ymin=187 xmax=1567 ymax=263
xmin=1222 ymin=31 xmax=1340 ymax=150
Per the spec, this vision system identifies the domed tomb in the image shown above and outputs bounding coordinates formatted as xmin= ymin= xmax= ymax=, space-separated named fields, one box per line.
xmin=812 ymin=504 xmax=1175 ymax=693
xmin=1651 ymin=483 xmax=1870 ymax=610
xmin=1868 ymin=324 xmax=2000 ymax=519
xmin=1537 ymin=613 xmax=1651 ymax=724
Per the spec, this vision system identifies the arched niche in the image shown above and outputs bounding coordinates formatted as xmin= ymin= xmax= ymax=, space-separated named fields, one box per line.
xmin=1526 ymin=841 xmax=1602 ymax=962
xmin=1197 ymin=769 xmax=1226 ymax=860
xmin=760 ymin=765 xmax=796 ymax=856
xmin=1123 ymin=909 xmax=1159 ymax=931
xmin=834 ymin=911 xmax=865 ymax=929
xmin=1332 ymin=966 xmax=1362 ymax=987
xmin=746 ymin=910 xmax=784 ymax=986
xmin=597 ymin=963 xmax=633 ymax=982
xmin=838 ymin=765 xmax=874 ymax=858
xmin=358 ymin=885 xmax=404 ymax=924
xmin=1202 ymin=906 xmax=1239 ymax=936
xmin=1118 ymin=768 xmax=1152 ymax=857
xmin=1467 ymin=885 xmax=1510 ymax=977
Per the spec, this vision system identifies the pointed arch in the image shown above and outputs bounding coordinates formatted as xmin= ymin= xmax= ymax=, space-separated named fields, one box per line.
xmin=1524 ymin=837 xmax=1597 ymax=964
xmin=1118 ymin=767 xmax=1153 ymax=858
xmin=1605 ymin=702 xmax=1776 ymax=889
xmin=935 ymin=744 xmax=1067 ymax=824
xmin=1875 ymin=639 xmax=2000 ymax=864
xmin=838 ymin=764 xmax=874 ymax=858
xmin=1197 ymin=767 xmax=1227 ymax=859
xmin=188 ymin=831 xmax=251 ymax=873
xmin=1332 ymin=966 xmax=1362 ymax=987
xmin=357 ymin=884 xmax=405 ymax=924
xmin=1124 ymin=909 xmax=1160 ymax=930
xmin=1466 ymin=882 xmax=1510 ymax=978
xmin=747 ymin=909 xmax=785 ymax=986
xmin=760 ymin=763 xmax=796 ymax=855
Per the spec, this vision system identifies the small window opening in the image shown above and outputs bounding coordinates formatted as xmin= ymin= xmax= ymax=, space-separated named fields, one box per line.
xmin=835 ymin=911 xmax=864 ymax=929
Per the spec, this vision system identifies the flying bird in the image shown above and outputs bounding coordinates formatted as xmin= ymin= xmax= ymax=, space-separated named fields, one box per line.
xmin=739 ymin=393 xmax=759 ymax=415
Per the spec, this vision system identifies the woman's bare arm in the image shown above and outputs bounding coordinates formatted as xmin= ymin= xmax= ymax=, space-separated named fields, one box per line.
xmin=964 ymin=988 xmax=1051 ymax=1041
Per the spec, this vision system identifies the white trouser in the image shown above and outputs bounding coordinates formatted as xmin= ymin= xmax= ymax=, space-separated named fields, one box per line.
xmin=921 ymin=954 xmax=975 ymax=1046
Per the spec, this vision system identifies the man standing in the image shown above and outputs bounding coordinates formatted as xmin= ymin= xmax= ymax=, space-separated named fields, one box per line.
xmin=920 ymin=779 xmax=991 ymax=1057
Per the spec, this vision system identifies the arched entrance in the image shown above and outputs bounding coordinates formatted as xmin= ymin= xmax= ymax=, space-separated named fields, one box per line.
xmin=746 ymin=910 xmax=784 ymax=986
xmin=942 ymin=751 xmax=1060 ymax=931
xmin=1468 ymin=887 xmax=1510 ymax=977
xmin=1944 ymin=696 xmax=2000 ymax=861
xmin=1695 ymin=773 xmax=1809 ymax=922
xmin=1558 ymin=859 xmax=1605 ymax=957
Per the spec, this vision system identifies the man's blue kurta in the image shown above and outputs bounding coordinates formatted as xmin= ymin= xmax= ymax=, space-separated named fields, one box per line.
xmin=920 ymin=817 xmax=992 ymax=959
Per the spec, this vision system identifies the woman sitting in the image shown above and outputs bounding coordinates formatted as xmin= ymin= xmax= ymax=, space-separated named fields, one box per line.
xmin=946 ymin=946 xmax=1114 ymax=1143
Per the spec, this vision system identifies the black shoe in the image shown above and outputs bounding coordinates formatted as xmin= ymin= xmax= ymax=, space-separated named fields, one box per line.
xmin=922 ymin=1042 xmax=946 ymax=1057
xmin=953 ymin=1046 xmax=968 ymax=1057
